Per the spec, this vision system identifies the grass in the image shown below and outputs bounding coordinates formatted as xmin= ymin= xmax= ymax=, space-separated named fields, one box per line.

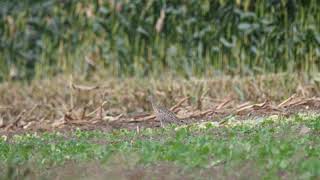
xmin=1 ymin=114 xmax=319 ymax=179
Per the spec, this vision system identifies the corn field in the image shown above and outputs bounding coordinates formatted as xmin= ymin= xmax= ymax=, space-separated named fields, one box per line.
xmin=0 ymin=0 xmax=319 ymax=81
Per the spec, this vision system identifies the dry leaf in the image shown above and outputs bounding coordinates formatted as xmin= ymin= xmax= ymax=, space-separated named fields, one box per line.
xmin=155 ymin=9 xmax=165 ymax=33
xmin=278 ymin=94 xmax=297 ymax=107
xmin=72 ymin=84 xmax=99 ymax=91
xmin=0 ymin=117 xmax=4 ymax=128
xmin=52 ymin=118 xmax=66 ymax=128
xmin=103 ymin=114 xmax=123 ymax=122
xmin=299 ymin=125 xmax=311 ymax=135
xmin=23 ymin=121 xmax=36 ymax=129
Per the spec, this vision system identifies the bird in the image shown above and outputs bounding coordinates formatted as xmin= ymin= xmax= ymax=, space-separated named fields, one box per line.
xmin=148 ymin=95 xmax=179 ymax=127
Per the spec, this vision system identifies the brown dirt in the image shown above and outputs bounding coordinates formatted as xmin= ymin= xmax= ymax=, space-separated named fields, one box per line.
xmin=1 ymin=160 xmax=263 ymax=180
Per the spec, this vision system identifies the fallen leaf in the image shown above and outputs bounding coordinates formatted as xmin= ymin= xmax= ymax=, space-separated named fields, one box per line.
xmin=0 ymin=117 xmax=4 ymax=128
xmin=299 ymin=125 xmax=311 ymax=135
xmin=72 ymin=84 xmax=99 ymax=91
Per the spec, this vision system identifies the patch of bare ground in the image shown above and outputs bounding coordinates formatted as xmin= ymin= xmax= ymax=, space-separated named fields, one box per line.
xmin=1 ymin=73 xmax=320 ymax=135
xmin=0 ymin=160 xmax=249 ymax=180
xmin=2 ymin=159 xmax=298 ymax=180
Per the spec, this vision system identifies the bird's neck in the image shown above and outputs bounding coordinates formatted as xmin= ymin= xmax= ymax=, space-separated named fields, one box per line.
xmin=150 ymin=98 xmax=163 ymax=113
xmin=151 ymin=100 xmax=159 ymax=111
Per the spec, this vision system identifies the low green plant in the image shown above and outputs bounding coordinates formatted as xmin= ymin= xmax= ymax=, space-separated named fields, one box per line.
xmin=0 ymin=115 xmax=319 ymax=179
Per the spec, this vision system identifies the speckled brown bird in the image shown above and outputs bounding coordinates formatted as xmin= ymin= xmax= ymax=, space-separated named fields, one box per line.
xmin=148 ymin=95 xmax=179 ymax=127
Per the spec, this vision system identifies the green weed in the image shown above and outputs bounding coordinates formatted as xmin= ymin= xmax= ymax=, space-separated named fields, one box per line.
xmin=0 ymin=115 xmax=319 ymax=179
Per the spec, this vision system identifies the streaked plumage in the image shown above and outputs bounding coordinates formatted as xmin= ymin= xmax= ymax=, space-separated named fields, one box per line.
xmin=148 ymin=95 xmax=179 ymax=127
